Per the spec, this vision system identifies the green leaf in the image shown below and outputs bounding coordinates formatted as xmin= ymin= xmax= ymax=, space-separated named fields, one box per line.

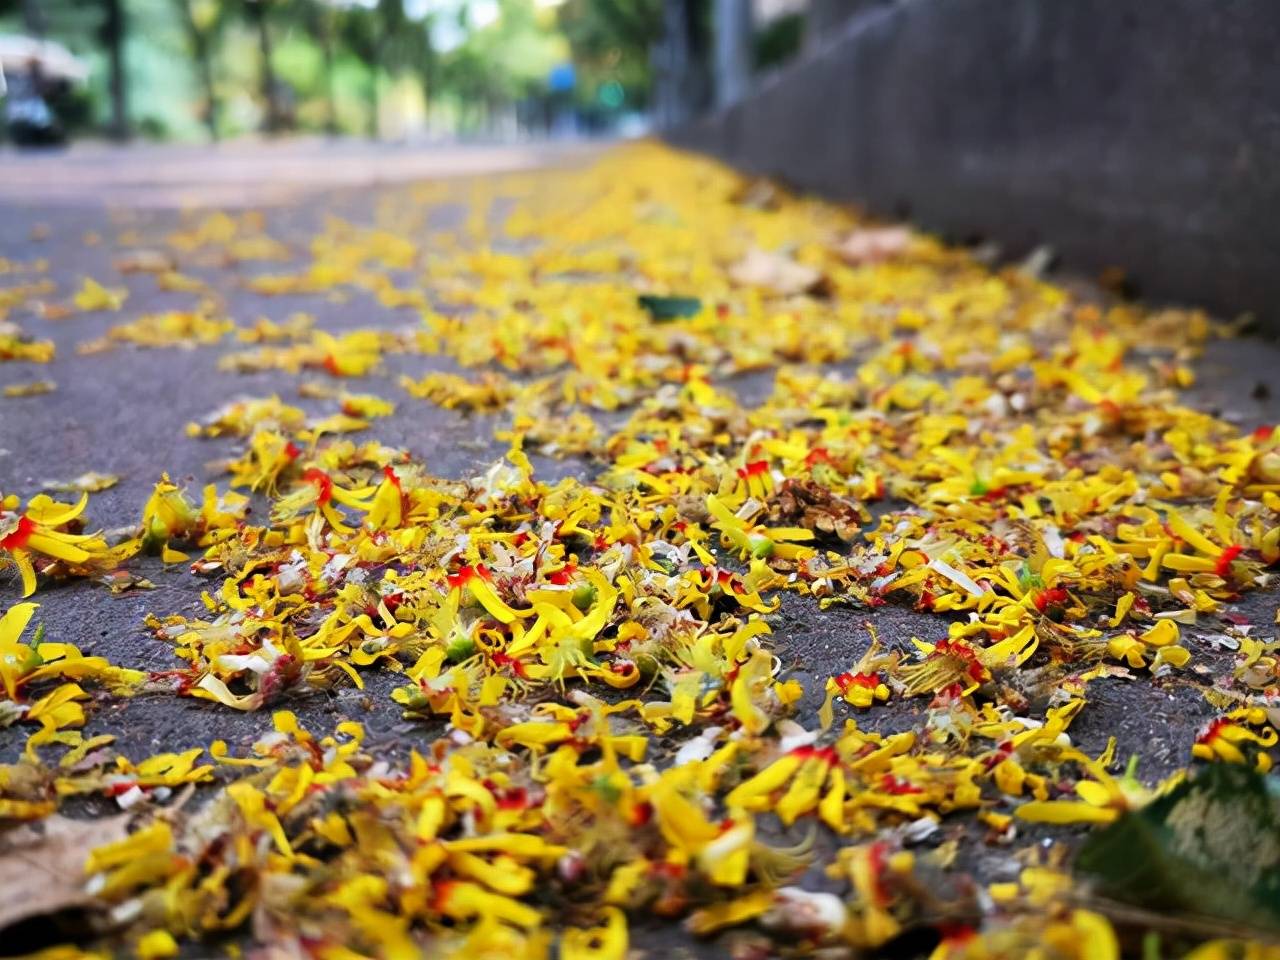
xmin=1075 ymin=763 xmax=1280 ymax=932
xmin=637 ymin=294 xmax=702 ymax=322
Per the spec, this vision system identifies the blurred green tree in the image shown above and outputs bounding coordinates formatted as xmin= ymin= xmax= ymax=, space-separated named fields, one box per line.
xmin=441 ymin=0 xmax=566 ymax=133
xmin=298 ymin=0 xmax=341 ymax=134
xmin=101 ymin=0 xmax=128 ymax=138
xmin=332 ymin=2 xmax=380 ymax=136
xmin=242 ymin=0 xmax=285 ymax=132
xmin=172 ymin=0 xmax=220 ymax=139
xmin=557 ymin=0 xmax=660 ymax=110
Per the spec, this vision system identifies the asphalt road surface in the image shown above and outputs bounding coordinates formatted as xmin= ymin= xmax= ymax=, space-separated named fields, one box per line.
xmin=1 ymin=139 xmax=1279 ymax=957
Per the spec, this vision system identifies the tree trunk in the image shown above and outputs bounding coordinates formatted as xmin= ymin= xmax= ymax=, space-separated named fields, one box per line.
xmin=319 ymin=16 xmax=338 ymax=135
xmin=248 ymin=0 xmax=282 ymax=133
xmin=367 ymin=65 xmax=379 ymax=139
xmin=21 ymin=0 xmax=46 ymax=37
xmin=419 ymin=39 xmax=436 ymax=136
xmin=713 ymin=0 xmax=752 ymax=108
xmin=102 ymin=0 xmax=129 ymax=141
xmin=177 ymin=0 xmax=219 ymax=141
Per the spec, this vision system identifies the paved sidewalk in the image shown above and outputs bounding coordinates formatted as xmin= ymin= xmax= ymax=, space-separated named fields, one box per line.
xmin=0 ymin=137 xmax=602 ymax=208
xmin=1 ymin=140 xmax=1279 ymax=956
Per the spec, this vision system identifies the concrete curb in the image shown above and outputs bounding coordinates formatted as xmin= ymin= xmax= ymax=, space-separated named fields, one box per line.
xmin=671 ymin=0 xmax=1280 ymax=330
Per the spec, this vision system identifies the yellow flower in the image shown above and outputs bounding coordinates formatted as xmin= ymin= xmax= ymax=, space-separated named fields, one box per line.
xmin=561 ymin=908 xmax=627 ymax=960
xmin=139 ymin=475 xmax=200 ymax=552
xmin=24 ymin=682 xmax=90 ymax=756
xmin=365 ymin=466 xmax=407 ymax=530
xmin=0 ymin=493 xmax=121 ymax=596
xmin=0 ymin=602 xmax=143 ymax=705
xmin=0 ymin=602 xmax=40 ymax=699
xmin=270 ymin=468 xmax=374 ymax=532
xmin=706 ymin=494 xmax=815 ymax=562
xmin=1193 ymin=712 xmax=1277 ymax=771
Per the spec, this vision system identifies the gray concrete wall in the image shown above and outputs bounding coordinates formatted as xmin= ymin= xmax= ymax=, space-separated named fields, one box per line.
xmin=672 ymin=0 xmax=1280 ymax=330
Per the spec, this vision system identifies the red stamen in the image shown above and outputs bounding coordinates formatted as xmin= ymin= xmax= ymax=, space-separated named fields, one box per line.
xmin=447 ymin=565 xmax=477 ymax=588
xmin=804 ymin=447 xmax=830 ymax=468
xmin=790 ymin=744 xmax=837 ymax=764
xmin=834 ymin=671 xmax=881 ymax=693
xmin=629 ymin=801 xmax=654 ymax=827
xmin=302 ymin=468 xmax=333 ymax=505
xmin=0 ymin=515 xmax=35 ymax=551
xmin=496 ymin=787 xmax=529 ymax=810
xmin=880 ymin=773 xmax=923 ymax=795
xmin=866 ymin=841 xmax=890 ymax=906
xmin=431 ymin=879 xmax=458 ymax=913
xmin=1033 ymin=587 xmax=1069 ymax=612
xmin=1197 ymin=717 xmax=1230 ymax=744
xmin=490 ymin=651 xmax=530 ymax=679
xmin=1215 ymin=545 xmax=1244 ymax=577
xmin=937 ymin=923 xmax=977 ymax=945
xmin=548 ymin=562 xmax=577 ymax=586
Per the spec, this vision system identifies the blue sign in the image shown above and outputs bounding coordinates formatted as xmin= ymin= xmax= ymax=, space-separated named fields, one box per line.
xmin=548 ymin=63 xmax=576 ymax=93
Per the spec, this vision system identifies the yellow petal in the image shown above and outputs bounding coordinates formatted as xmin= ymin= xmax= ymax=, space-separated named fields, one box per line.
xmin=0 ymin=602 xmax=38 ymax=645
xmin=25 ymin=533 xmax=91 ymax=564
xmin=562 ymin=908 xmax=627 ymax=960
xmin=1071 ymin=909 xmax=1120 ymax=960
xmin=1073 ymin=780 xmax=1116 ymax=808
xmin=1166 ymin=513 xmax=1223 ymax=558
xmin=1015 ymin=800 xmax=1118 ymax=824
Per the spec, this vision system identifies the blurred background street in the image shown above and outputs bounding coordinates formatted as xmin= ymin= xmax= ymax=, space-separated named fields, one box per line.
xmin=0 ymin=137 xmax=598 ymax=205
xmin=3 ymin=1 xmax=1280 ymax=957
xmin=0 ymin=0 xmax=823 ymax=148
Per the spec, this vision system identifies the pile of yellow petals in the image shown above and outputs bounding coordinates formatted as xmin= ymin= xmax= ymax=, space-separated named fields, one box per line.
xmin=1 ymin=143 xmax=1279 ymax=958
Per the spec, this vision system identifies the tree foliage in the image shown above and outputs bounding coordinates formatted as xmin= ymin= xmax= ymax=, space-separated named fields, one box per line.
xmin=557 ymin=0 xmax=661 ymax=105
xmin=0 ymin=0 xmax=684 ymax=138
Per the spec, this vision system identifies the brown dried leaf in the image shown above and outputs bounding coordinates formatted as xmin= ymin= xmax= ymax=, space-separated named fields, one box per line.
xmin=36 ymin=301 xmax=74 ymax=321
xmin=729 ymin=248 xmax=826 ymax=297
xmin=836 ymin=226 xmax=912 ymax=265
xmin=770 ymin=480 xmax=868 ymax=541
xmin=731 ymin=178 xmax=782 ymax=210
xmin=0 ymin=814 xmax=128 ymax=933
xmin=97 ymin=570 xmax=157 ymax=593
xmin=76 ymin=336 xmax=116 ymax=356
xmin=113 ymin=249 xmax=176 ymax=274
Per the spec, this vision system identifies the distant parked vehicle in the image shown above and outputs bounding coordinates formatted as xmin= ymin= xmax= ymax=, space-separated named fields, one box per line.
xmin=0 ymin=35 xmax=88 ymax=147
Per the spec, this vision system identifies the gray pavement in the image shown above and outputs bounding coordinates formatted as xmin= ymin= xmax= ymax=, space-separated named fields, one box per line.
xmin=1 ymin=141 xmax=1279 ymax=955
